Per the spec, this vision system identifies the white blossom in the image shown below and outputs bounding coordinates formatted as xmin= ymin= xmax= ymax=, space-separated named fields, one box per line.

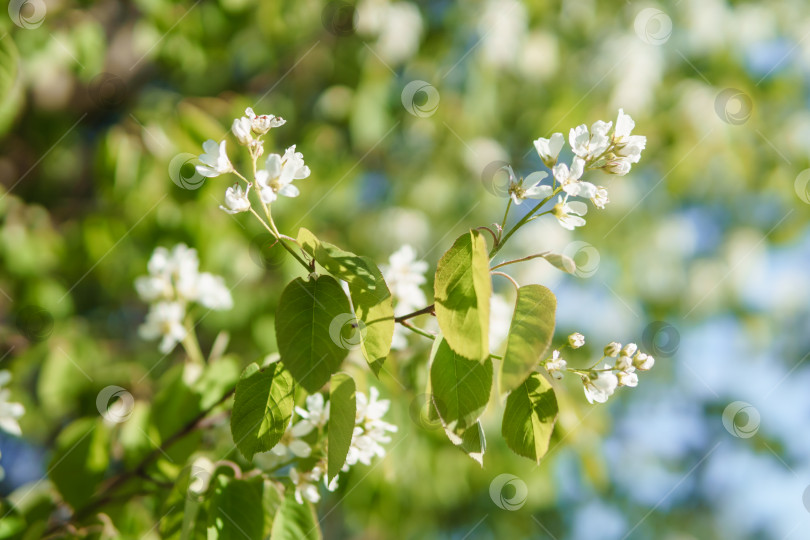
xmin=0 ymin=371 xmax=24 ymax=436
xmin=231 ymin=117 xmax=253 ymax=146
xmin=617 ymin=371 xmax=639 ymax=387
xmin=553 ymin=158 xmax=597 ymax=198
xmin=569 ymin=122 xmax=611 ymax=161
xmin=381 ymin=245 xmax=428 ymax=312
xmin=568 ymin=332 xmax=585 ymax=349
xmin=615 ymin=354 xmax=634 ymax=372
xmin=545 ymin=350 xmax=567 ymax=380
xmin=622 ymin=343 xmax=638 ymax=357
xmin=196 ymin=140 xmax=233 ymax=178
xmin=195 ymin=273 xmax=234 ymax=310
xmin=506 ymin=167 xmax=553 ymax=205
xmin=270 ymin=420 xmax=314 ymax=459
xmin=245 ymin=107 xmax=286 ymax=134
xmin=290 ymin=467 xmax=323 ymax=504
xmin=551 ymin=196 xmax=587 ymax=230
xmin=256 ymin=145 xmax=311 ymax=204
xmin=604 ymin=158 xmax=631 ymax=176
xmin=134 ymin=273 xmax=172 ymax=303
xmin=136 ymin=245 xmax=233 ymax=353
xmin=533 ymin=132 xmax=565 ymax=167
xmin=295 ymin=393 xmax=331 ymax=433
xmin=219 ymin=184 xmax=251 ymax=215
xmin=582 ymin=365 xmax=619 ymax=404
xmin=614 ymin=108 xmax=635 ymax=141
xmin=138 ymin=301 xmax=188 ymax=353
xmin=591 ymin=186 xmax=610 ymax=209
xmin=634 ymin=352 xmax=655 ymax=371
xmin=344 ymin=387 xmax=397 ymax=469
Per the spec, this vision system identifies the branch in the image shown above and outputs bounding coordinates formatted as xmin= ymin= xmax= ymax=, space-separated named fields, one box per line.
xmin=490 ymin=251 xmax=551 ymax=271
xmin=44 ymin=386 xmax=237 ymax=536
xmin=394 ymin=304 xmax=435 ymax=323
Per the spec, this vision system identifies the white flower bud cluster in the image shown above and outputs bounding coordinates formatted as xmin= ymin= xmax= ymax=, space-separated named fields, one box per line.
xmin=531 ymin=109 xmax=646 ymax=231
xmin=193 ymin=108 xmax=310 ymax=216
xmin=135 ymin=244 xmax=233 ymax=353
xmin=582 ymin=341 xmax=655 ymax=404
xmin=541 ymin=333 xmax=655 ymax=404
xmin=273 ymin=386 xmax=397 ymax=505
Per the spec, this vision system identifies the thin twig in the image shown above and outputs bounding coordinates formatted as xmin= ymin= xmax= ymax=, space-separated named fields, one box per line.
xmin=394 ymin=304 xmax=435 ymax=323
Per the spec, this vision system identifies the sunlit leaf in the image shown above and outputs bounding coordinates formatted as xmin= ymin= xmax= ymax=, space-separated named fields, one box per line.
xmin=276 ymin=275 xmax=352 ymax=392
xmin=434 ymin=230 xmax=491 ymax=361
xmin=499 ymin=284 xmax=557 ymax=396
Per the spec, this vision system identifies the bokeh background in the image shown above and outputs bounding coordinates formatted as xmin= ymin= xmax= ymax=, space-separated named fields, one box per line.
xmin=1 ymin=0 xmax=810 ymax=538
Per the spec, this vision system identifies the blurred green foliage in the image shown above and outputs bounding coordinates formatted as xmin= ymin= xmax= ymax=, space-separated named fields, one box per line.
xmin=1 ymin=0 xmax=809 ymax=538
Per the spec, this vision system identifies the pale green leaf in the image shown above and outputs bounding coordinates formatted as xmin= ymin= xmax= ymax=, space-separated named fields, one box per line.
xmin=276 ymin=275 xmax=352 ymax=392
xmin=230 ymin=362 xmax=295 ymax=461
xmin=207 ymin=476 xmax=265 ymax=540
xmin=501 ymin=372 xmax=559 ymax=464
xmin=328 ymin=372 xmax=356 ymax=482
xmin=429 ymin=338 xmax=492 ymax=432
xmin=297 ymin=228 xmax=395 ymax=374
xmin=434 ymin=230 xmax=491 ymax=361
xmin=499 ymin=284 xmax=557 ymax=396
xmin=444 ymin=421 xmax=486 ymax=466
xmin=270 ymin=493 xmax=322 ymax=540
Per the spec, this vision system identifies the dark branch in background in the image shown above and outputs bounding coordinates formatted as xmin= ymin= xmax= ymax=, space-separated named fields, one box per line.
xmin=43 ymin=386 xmax=237 ymax=538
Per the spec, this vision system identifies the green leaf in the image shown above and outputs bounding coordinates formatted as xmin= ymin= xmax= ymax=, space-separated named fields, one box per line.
xmin=429 ymin=338 xmax=492 ymax=432
xmin=327 ymin=372 xmax=356 ymax=482
xmin=444 ymin=421 xmax=486 ymax=467
xmin=434 ymin=230 xmax=492 ymax=361
xmin=298 ymin=228 xmax=375 ymax=287
xmin=230 ymin=362 xmax=295 ymax=461
xmin=0 ymin=36 xmax=23 ymax=137
xmin=262 ymin=480 xmax=285 ymax=538
xmin=208 ymin=476 xmax=265 ymax=540
xmin=298 ymin=228 xmax=395 ymax=374
xmin=501 ymin=372 xmax=559 ymax=464
xmin=270 ymin=493 xmax=322 ymax=540
xmin=49 ymin=418 xmax=110 ymax=510
xmin=349 ymin=256 xmax=395 ymax=375
xmin=499 ymin=284 xmax=557 ymax=396
xmin=276 ymin=275 xmax=352 ymax=392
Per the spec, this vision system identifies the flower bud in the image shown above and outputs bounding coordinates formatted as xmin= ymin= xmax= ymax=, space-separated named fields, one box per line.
xmin=634 ymin=353 xmax=655 ymax=371
xmin=621 ymin=343 xmax=638 ymax=357
xmin=604 ymin=342 xmax=621 ymax=357
xmin=615 ymin=355 xmax=634 ymax=372
xmin=568 ymin=332 xmax=585 ymax=349
xmin=617 ymin=371 xmax=638 ymax=387
xmin=232 ymin=117 xmax=253 ymax=145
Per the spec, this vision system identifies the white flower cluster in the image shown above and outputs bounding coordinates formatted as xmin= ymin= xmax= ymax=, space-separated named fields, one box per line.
xmin=0 ymin=370 xmax=24 ymax=480
xmin=279 ymin=387 xmax=397 ymax=505
xmin=542 ymin=334 xmax=654 ymax=404
xmin=525 ymin=109 xmax=646 ymax=230
xmin=380 ymin=245 xmax=429 ymax=350
xmin=194 ymin=108 xmax=311 ymax=215
xmin=136 ymin=244 xmax=233 ymax=353
xmin=0 ymin=370 xmax=24 ymax=437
